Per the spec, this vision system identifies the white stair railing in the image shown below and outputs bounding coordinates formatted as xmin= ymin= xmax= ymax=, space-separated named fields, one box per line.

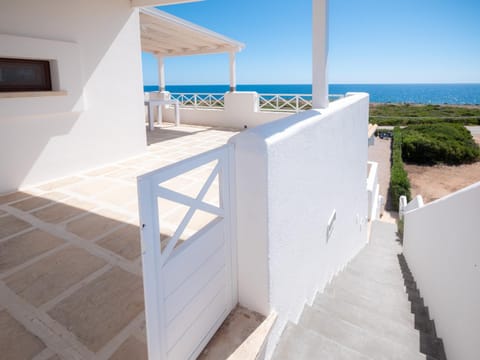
xmin=399 ymin=195 xmax=424 ymax=219
xmin=170 ymin=93 xmax=225 ymax=109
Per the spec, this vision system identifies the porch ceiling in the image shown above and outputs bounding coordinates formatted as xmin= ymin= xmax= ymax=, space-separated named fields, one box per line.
xmin=140 ymin=7 xmax=245 ymax=57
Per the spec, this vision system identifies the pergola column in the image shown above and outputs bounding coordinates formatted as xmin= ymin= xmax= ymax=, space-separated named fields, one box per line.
xmin=312 ymin=0 xmax=329 ymax=109
xmin=157 ymin=55 xmax=166 ymax=92
xmin=229 ymin=51 xmax=236 ymax=92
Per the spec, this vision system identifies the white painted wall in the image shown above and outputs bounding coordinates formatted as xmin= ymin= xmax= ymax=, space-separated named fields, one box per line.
xmin=230 ymin=93 xmax=370 ymax=359
xmin=403 ymin=182 xmax=480 ymax=360
xmin=162 ymin=92 xmax=290 ymax=129
xmin=0 ymin=0 xmax=146 ymax=192
xmin=367 ymin=161 xmax=379 ymax=220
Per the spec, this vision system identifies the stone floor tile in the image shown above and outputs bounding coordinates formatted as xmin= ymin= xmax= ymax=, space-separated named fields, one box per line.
xmin=0 ymin=209 xmax=7 ymax=217
xmin=161 ymin=175 xmax=195 ymax=192
xmin=48 ymin=267 xmax=144 ymax=352
xmin=0 ymin=191 xmax=31 ymax=205
xmin=188 ymin=210 xmax=217 ymax=231
xmin=85 ymin=165 xmax=122 ymax=177
xmin=0 ymin=215 xmax=32 ymax=239
xmin=5 ymin=246 xmax=106 ymax=307
xmin=37 ymin=176 xmax=84 ymax=191
xmin=198 ymin=306 xmax=265 ymax=360
xmin=32 ymin=199 xmax=96 ymax=224
xmin=97 ymin=225 xmax=141 ymax=261
xmin=0 ymin=229 xmax=65 ymax=273
xmin=38 ymin=191 xmax=70 ymax=202
xmin=95 ymin=185 xmax=138 ymax=207
xmin=10 ymin=195 xmax=53 ymax=212
xmin=126 ymin=202 xmax=139 ymax=214
xmin=0 ymin=310 xmax=46 ymax=359
xmin=109 ymin=336 xmax=147 ymax=360
xmin=66 ymin=211 xmax=126 ymax=241
xmin=67 ymin=178 xmax=121 ymax=198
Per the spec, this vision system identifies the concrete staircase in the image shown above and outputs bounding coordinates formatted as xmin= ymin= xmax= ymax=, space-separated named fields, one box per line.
xmin=273 ymin=221 xmax=446 ymax=360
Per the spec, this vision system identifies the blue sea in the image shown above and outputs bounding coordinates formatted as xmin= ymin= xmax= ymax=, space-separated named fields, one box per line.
xmin=144 ymin=83 xmax=480 ymax=105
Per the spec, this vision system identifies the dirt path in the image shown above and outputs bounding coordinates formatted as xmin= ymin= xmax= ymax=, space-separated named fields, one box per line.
xmin=405 ymin=135 xmax=480 ymax=203
xmin=368 ymin=137 xmax=392 ymax=214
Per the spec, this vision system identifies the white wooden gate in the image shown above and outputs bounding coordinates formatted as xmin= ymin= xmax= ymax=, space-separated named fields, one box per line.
xmin=137 ymin=145 xmax=236 ymax=360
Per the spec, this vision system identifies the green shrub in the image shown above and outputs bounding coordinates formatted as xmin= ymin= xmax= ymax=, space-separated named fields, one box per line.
xmin=371 ymin=117 xmax=480 ymax=126
xmin=389 ymin=128 xmax=411 ymax=210
xmin=401 ymin=123 xmax=480 ymax=165
xmin=369 ymin=104 xmax=480 ymax=126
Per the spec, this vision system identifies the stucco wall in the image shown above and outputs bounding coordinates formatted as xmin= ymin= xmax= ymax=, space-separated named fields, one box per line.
xmin=230 ymin=93 xmax=370 ymax=359
xmin=403 ymin=182 xmax=480 ymax=360
xmin=0 ymin=0 xmax=146 ymax=192
xmin=367 ymin=161 xmax=379 ymax=220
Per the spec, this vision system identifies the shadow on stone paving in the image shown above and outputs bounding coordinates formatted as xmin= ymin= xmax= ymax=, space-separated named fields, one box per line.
xmin=397 ymin=253 xmax=447 ymax=360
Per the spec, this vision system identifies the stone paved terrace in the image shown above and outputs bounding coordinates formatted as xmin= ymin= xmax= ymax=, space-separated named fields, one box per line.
xmin=0 ymin=125 xmax=239 ymax=360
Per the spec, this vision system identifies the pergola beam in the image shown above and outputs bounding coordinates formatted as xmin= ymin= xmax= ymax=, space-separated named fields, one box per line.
xmin=139 ymin=7 xmax=244 ymax=92
xmin=131 ymin=0 xmax=201 ymax=7
xmin=154 ymin=46 xmax=239 ymax=58
xmin=141 ymin=22 xmax=222 ymax=49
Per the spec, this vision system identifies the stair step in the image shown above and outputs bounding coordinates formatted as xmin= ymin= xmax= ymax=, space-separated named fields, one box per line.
xmin=347 ymin=261 xmax=406 ymax=282
xmin=333 ymin=268 xmax=410 ymax=301
xmin=272 ymin=322 xmax=370 ymax=360
xmin=313 ymin=292 xmax=420 ymax=348
xmin=299 ymin=306 xmax=426 ymax=360
xmin=324 ymin=284 xmax=415 ymax=325
xmin=272 ymin=221 xmax=446 ymax=360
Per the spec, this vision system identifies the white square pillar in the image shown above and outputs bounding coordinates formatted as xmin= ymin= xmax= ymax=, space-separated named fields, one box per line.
xmin=312 ymin=0 xmax=329 ymax=109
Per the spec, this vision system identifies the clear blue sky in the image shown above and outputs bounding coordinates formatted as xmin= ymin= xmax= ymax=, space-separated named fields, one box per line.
xmin=142 ymin=0 xmax=480 ymax=85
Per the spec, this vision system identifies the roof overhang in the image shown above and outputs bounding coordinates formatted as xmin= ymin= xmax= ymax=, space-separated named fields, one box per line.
xmin=131 ymin=0 xmax=201 ymax=7
xmin=139 ymin=7 xmax=245 ymax=57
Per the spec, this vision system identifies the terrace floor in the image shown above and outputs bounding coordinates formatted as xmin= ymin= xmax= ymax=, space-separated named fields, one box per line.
xmin=0 ymin=124 xmax=240 ymax=360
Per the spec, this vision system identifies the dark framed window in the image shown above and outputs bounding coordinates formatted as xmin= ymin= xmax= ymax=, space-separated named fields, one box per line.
xmin=0 ymin=58 xmax=52 ymax=92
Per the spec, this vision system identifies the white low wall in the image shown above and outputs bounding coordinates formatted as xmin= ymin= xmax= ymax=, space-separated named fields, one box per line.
xmin=0 ymin=0 xmax=146 ymax=193
xmin=163 ymin=92 xmax=290 ymax=129
xmin=367 ymin=161 xmax=379 ymax=220
xmin=399 ymin=194 xmax=423 ymax=219
xmin=230 ymin=93 xmax=370 ymax=359
xmin=403 ymin=182 xmax=480 ymax=360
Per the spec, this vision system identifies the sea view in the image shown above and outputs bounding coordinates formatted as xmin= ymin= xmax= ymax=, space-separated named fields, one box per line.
xmin=144 ymin=83 xmax=480 ymax=105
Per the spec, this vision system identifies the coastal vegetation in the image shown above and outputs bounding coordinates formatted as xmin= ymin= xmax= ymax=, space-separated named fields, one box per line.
xmin=370 ymin=104 xmax=480 ymax=126
xmin=401 ymin=123 xmax=480 ymax=165
xmin=389 ymin=127 xmax=411 ymax=210
xmin=387 ymin=123 xmax=479 ymax=209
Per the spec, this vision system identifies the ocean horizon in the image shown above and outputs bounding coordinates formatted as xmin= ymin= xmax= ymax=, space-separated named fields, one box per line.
xmin=144 ymin=83 xmax=480 ymax=105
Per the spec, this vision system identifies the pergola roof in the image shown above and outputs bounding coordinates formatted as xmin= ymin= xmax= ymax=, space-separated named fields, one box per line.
xmin=140 ymin=7 xmax=245 ymax=57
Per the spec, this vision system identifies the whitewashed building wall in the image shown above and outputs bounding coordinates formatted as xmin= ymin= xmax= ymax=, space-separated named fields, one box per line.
xmin=0 ymin=0 xmax=146 ymax=192
xmin=230 ymin=93 xmax=370 ymax=359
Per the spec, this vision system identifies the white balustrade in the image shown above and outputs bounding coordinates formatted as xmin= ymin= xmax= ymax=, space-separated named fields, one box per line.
xmin=170 ymin=93 xmax=225 ymax=109
xmin=168 ymin=92 xmax=344 ymax=113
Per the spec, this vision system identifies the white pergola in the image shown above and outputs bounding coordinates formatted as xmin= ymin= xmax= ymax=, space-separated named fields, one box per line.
xmin=139 ymin=7 xmax=245 ymax=92
xmin=136 ymin=0 xmax=329 ymax=106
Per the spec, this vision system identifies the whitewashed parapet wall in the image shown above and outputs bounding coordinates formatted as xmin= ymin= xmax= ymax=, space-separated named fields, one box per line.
xmin=229 ymin=93 xmax=370 ymax=359
xmin=0 ymin=0 xmax=146 ymax=192
xmin=367 ymin=161 xmax=380 ymax=220
xmin=403 ymin=182 xmax=480 ymax=360
xmin=162 ymin=92 xmax=291 ymax=129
